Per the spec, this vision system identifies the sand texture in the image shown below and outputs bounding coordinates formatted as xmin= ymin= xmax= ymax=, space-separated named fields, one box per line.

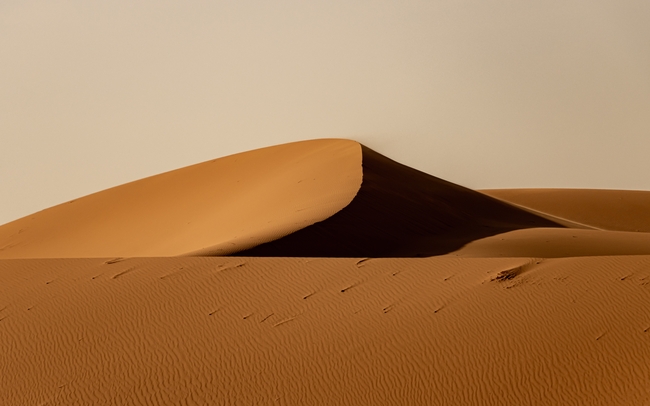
xmin=1 ymin=139 xmax=649 ymax=405
xmin=1 ymin=256 xmax=649 ymax=405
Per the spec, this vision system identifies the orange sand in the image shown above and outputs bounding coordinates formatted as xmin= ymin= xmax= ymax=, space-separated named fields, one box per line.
xmin=1 ymin=139 xmax=649 ymax=405
xmin=0 ymin=139 xmax=362 ymax=258
xmin=482 ymin=188 xmax=650 ymax=232
xmin=451 ymin=227 xmax=650 ymax=258
xmin=0 ymin=140 xmax=561 ymax=258
xmin=1 ymin=256 xmax=648 ymax=405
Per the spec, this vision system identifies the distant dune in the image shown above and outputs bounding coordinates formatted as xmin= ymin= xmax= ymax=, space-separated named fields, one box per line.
xmin=482 ymin=188 xmax=650 ymax=232
xmin=1 ymin=139 xmax=649 ymax=405
xmin=450 ymin=227 xmax=650 ymax=258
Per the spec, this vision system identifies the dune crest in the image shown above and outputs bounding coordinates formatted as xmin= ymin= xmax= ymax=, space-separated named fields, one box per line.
xmin=0 ymin=139 xmax=362 ymax=258
xmin=237 ymin=146 xmax=562 ymax=257
xmin=1 ymin=139 xmax=564 ymax=259
xmin=2 ymin=139 xmax=649 ymax=260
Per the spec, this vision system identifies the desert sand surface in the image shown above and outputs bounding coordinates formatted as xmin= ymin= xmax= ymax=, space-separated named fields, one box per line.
xmin=1 ymin=139 xmax=650 ymax=405
xmin=1 ymin=256 xmax=649 ymax=405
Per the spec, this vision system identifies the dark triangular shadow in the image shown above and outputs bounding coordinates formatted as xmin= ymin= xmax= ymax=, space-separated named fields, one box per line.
xmin=234 ymin=145 xmax=563 ymax=257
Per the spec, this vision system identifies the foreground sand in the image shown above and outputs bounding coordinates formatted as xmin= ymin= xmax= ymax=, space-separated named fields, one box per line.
xmin=1 ymin=256 xmax=649 ymax=405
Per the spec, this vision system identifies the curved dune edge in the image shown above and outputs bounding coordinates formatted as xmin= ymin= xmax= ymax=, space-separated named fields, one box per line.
xmin=481 ymin=188 xmax=650 ymax=232
xmin=0 ymin=139 xmax=362 ymax=258
xmin=3 ymin=139 xmax=648 ymax=260
xmin=1 ymin=256 xmax=649 ymax=405
xmin=236 ymin=146 xmax=563 ymax=257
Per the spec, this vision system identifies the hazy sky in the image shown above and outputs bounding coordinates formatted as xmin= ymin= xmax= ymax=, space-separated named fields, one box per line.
xmin=2 ymin=0 xmax=649 ymax=225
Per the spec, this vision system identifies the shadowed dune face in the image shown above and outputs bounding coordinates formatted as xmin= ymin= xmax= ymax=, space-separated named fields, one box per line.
xmin=450 ymin=227 xmax=650 ymax=258
xmin=237 ymin=146 xmax=563 ymax=257
xmin=0 ymin=139 xmax=564 ymax=259
xmin=4 ymin=138 xmax=648 ymax=260
xmin=2 ymin=139 xmax=650 ymax=405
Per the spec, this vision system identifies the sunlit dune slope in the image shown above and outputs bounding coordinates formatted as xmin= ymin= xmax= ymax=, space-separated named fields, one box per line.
xmin=482 ymin=189 xmax=650 ymax=232
xmin=0 ymin=139 xmax=362 ymax=258
xmin=238 ymin=146 xmax=562 ymax=257
xmin=1 ymin=256 xmax=649 ymax=405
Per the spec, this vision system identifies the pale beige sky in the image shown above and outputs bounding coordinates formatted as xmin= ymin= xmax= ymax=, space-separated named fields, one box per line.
xmin=2 ymin=0 xmax=649 ymax=225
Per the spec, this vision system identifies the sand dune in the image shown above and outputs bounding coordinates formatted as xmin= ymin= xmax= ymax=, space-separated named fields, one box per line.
xmin=1 ymin=256 xmax=649 ymax=405
xmin=482 ymin=188 xmax=650 ymax=232
xmin=450 ymin=227 xmax=650 ymax=258
xmin=0 ymin=140 xmax=562 ymax=258
xmin=238 ymin=146 xmax=562 ymax=257
xmin=0 ymin=139 xmax=362 ymax=258
xmin=2 ymin=139 xmax=649 ymax=405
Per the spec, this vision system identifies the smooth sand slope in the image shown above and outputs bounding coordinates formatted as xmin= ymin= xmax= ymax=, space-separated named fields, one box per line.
xmin=1 ymin=256 xmax=649 ymax=405
xmin=482 ymin=188 xmax=650 ymax=232
xmin=451 ymin=227 xmax=650 ymax=258
xmin=452 ymin=188 xmax=650 ymax=258
xmin=0 ymin=139 xmax=362 ymax=258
